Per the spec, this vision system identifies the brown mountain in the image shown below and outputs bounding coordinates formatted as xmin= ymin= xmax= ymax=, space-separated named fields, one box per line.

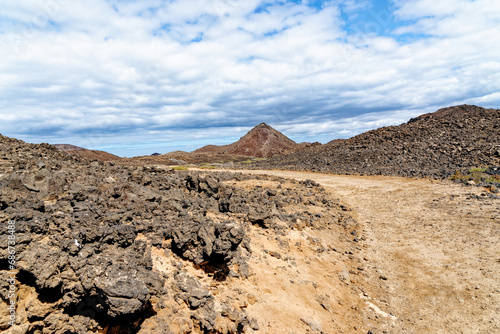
xmin=53 ymin=144 xmax=122 ymax=162
xmin=52 ymin=144 xmax=86 ymax=152
xmin=258 ymin=105 xmax=500 ymax=177
xmin=193 ymin=122 xmax=308 ymax=158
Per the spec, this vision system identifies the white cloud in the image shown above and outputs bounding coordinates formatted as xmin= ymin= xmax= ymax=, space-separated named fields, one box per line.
xmin=0 ymin=0 xmax=499 ymax=156
xmin=394 ymin=0 xmax=500 ymax=36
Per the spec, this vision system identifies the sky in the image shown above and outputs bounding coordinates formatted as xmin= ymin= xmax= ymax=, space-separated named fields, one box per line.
xmin=0 ymin=0 xmax=499 ymax=157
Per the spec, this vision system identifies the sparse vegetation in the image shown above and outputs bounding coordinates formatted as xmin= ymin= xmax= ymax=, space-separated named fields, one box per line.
xmin=172 ymin=165 xmax=189 ymax=171
xmin=450 ymin=167 xmax=500 ymax=186
xmin=240 ymin=157 xmax=268 ymax=164
xmin=199 ymin=164 xmax=215 ymax=169
xmin=469 ymin=167 xmax=487 ymax=173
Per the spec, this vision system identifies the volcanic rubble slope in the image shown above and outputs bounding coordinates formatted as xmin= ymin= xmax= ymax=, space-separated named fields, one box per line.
xmin=255 ymin=105 xmax=500 ymax=178
xmin=53 ymin=144 xmax=123 ymax=162
xmin=0 ymin=134 xmax=363 ymax=334
xmin=129 ymin=151 xmax=254 ymax=166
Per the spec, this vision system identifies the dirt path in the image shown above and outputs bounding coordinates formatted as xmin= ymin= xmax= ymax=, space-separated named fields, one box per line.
xmin=202 ymin=169 xmax=500 ymax=333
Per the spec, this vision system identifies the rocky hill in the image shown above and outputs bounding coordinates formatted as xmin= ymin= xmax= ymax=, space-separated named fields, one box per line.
xmin=193 ymin=123 xmax=313 ymax=158
xmin=0 ymin=134 xmax=363 ymax=333
xmin=130 ymin=123 xmax=318 ymax=166
xmin=53 ymin=144 xmax=122 ymax=162
xmin=52 ymin=144 xmax=86 ymax=152
xmin=257 ymin=105 xmax=500 ymax=178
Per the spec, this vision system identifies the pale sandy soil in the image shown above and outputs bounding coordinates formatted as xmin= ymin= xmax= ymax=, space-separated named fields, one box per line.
xmin=198 ymin=169 xmax=500 ymax=334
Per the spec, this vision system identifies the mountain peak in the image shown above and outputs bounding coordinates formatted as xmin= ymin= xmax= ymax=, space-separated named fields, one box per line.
xmin=194 ymin=123 xmax=299 ymax=158
xmin=253 ymin=122 xmax=272 ymax=130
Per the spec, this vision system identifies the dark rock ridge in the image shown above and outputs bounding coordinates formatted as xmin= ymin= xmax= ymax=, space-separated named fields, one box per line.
xmin=0 ymin=134 xmax=353 ymax=333
xmin=255 ymin=105 xmax=500 ymax=178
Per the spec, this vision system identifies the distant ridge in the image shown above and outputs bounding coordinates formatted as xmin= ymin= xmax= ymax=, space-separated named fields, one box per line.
xmin=258 ymin=105 xmax=500 ymax=177
xmin=53 ymin=144 xmax=86 ymax=152
xmin=53 ymin=144 xmax=122 ymax=162
xmin=194 ymin=122 xmax=312 ymax=158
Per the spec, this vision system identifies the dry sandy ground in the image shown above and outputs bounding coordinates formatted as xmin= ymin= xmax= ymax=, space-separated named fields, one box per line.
xmin=146 ymin=175 xmax=367 ymax=334
xmin=198 ymin=169 xmax=500 ymax=334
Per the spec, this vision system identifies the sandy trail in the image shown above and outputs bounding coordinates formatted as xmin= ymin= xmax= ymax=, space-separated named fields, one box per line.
xmin=202 ymin=169 xmax=500 ymax=333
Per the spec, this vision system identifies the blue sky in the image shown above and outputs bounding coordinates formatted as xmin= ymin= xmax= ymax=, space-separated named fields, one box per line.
xmin=0 ymin=0 xmax=499 ymax=157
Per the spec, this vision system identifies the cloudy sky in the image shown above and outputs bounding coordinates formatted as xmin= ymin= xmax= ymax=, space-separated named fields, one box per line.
xmin=1 ymin=0 xmax=499 ymax=157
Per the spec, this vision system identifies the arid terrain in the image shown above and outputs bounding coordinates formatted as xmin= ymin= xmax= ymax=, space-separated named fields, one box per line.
xmin=209 ymin=169 xmax=499 ymax=333
xmin=0 ymin=135 xmax=368 ymax=333
xmin=1 ymin=104 xmax=499 ymax=333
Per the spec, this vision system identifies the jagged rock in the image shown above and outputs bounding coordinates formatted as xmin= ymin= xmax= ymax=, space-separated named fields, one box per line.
xmin=315 ymin=294 xmax=332 ymax=312
xmin=175 ymin=273 xmax=212 ymax=309
xmin=137 ymin=317 xmax=172 ymax=334
xmin=300 ymin=317 xmax=322 ymax=331
xmin=95 ymin=275 xmax=148 ymax=316
xmin=175 ymin=273 xmax=216 ymax=331
xmin=168 ymin=218 xmax=245 ymax=266
xmin=339 ymin=270 xmax=350 ymax=284
xmin=249 ymin=317 xmax=259 ymax=330
xmin=101 ymin=224 xmax=137 ymax=247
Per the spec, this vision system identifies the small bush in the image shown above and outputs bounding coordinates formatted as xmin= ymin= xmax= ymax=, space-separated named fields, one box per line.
xmin=469 ymin=167 xmax=486 ymax=173
xmin=172 ymin=166 xmax=189 ymax=171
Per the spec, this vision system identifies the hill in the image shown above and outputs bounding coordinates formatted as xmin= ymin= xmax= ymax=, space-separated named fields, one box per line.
xmin=52 ymin=144 xmax=86 ymax=152
xmin=53 ymin=143 xmax=122 ymax=162
xmin=129 ymin=123 xmax=311 ymax=166
xmin=193 ymin=123 xmax=311 ymax=158
xmin=257 ymin=105 xmax=500 ymax=177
